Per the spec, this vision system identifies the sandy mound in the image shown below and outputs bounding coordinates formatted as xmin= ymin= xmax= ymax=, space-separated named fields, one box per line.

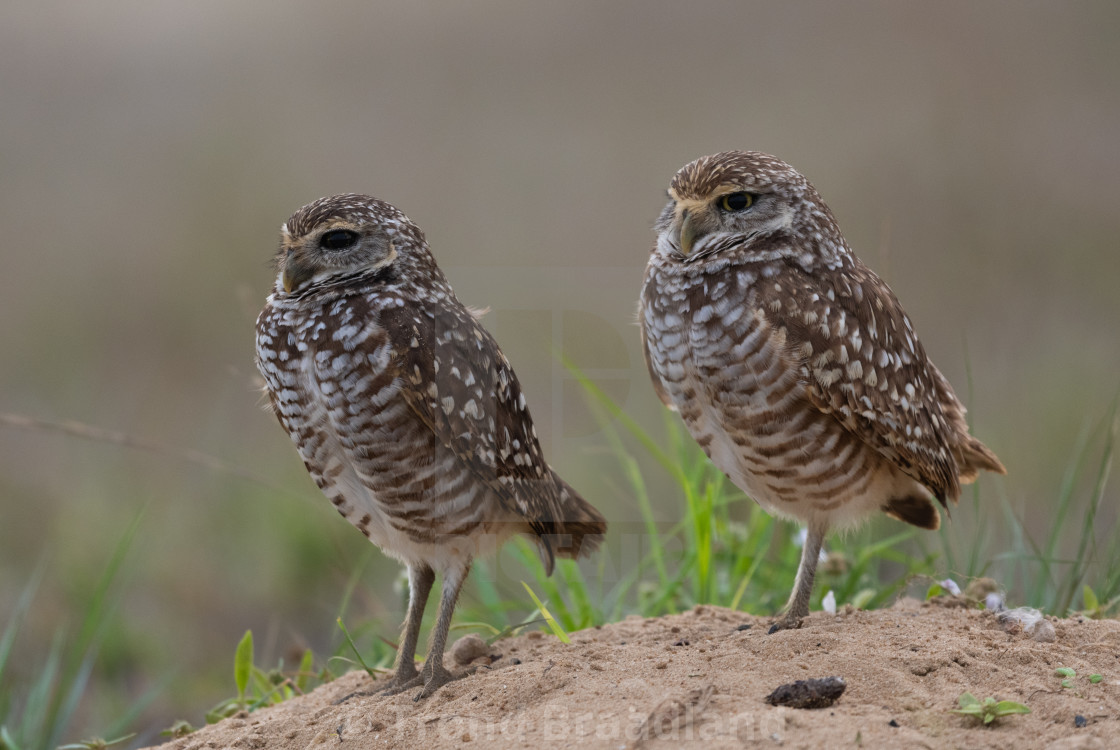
xmin=148 ymin=600 xmax=1119 ymax=749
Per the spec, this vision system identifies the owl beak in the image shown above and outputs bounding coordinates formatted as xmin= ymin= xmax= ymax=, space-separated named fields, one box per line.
xmin=282 ymin=262 xmax=314 ymax=293
xmin=678 ymin=211 xmax=698 ymax=256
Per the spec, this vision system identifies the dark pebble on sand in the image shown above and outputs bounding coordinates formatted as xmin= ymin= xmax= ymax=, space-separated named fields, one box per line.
xmin=764 ymin=677 xmax=846 ymax=709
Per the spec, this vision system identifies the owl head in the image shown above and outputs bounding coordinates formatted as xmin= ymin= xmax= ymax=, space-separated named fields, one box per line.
xmin=274 ymin=194 xmax=429 ymax=294
xmin=654 ymin=151 xmax=847 ymax=266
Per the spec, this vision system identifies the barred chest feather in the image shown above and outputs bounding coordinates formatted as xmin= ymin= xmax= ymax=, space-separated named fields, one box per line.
xmin=641 ymin=258 xmax=917 ymax=527
xmin=255 ymin=289 xmax=517 ymax=567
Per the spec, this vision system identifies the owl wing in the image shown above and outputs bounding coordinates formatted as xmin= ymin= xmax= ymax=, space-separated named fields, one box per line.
xmin=762 ymin=260 xmax=962 ymax=504
xmin=377 ymin=300 xmax=566 ymax=532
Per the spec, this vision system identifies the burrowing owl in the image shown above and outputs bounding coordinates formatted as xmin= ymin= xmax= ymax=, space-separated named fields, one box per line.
xmin=255 ymin=194 xmax=606 ymax=698
xmin=640 ymin=152 xmax=1005 ymax=630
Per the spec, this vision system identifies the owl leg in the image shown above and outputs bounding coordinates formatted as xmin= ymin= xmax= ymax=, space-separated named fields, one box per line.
xmin=379 ymin=564 xmax=435 ymax=696
xmin=771 ymin=522 xmax=827 ymax=633
xmin=413 ymin=560 xmax=472 ymax=701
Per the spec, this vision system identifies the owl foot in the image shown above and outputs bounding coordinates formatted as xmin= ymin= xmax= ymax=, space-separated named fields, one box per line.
xmin=332 ymin=689 xmax=373 ymax=705
xmin=412 ymin=665 xmax=463 ymax=701
xmin=333 ymin=671 xmax=405 ymax=704
xmin=767 ymin=614 xmax=805 ymax=634
xmin=378 ymin=667 xmax=423 ymax=697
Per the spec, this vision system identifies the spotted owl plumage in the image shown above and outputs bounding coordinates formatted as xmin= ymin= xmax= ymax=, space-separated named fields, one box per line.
xmin=639 ymin=152 xmax=1005 ymax=628
xmin=255 ymin=194 xmax=605 ymax=697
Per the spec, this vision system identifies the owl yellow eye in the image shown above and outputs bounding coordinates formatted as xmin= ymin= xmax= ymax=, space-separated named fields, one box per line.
xmin=719 ymin=192 xmax=754 ymax=212
xmin=320 ymin=229 xmax=359 ymax=250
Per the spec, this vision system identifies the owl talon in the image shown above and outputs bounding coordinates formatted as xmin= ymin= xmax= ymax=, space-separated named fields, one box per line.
xmin=768 ymin=616 xmax=804 ymax=634
xmin=412 ymin=666 xmax=463 ymax=701
xmin=379 ymin=668 xmax=423 ymax=697
xmin=332 ymin=689 xmax=375 ymax=705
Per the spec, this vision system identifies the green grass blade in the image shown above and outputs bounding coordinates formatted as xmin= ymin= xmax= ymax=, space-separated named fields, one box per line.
xmin=574 ymin=381 xmax=669 ymax=588
xmin=1041 ymin=420 xmax=1095 ymax=594
xmin=565 ymin=364 xmax=688 ymax=486
xmin=336 ymin=619 xmax=378 ymax=680
xmin=334 ymin=545 xmax=374 ymax=628
xmin=1057 ymin=404 xmax=1116 ymax=613
xmin=50 ymin=650 xmax=99 ymax=750
xmin=556 ymin=560 xmax=595 ymax=629
xmin=449 ymin=621 xmax=503 ymax=637
xmin=0 ymin=726 xmax=23 ymax=750
xmin=730 ymin=548 xmax=770 ymax=612
xmin=0 ymin=561 xmax=44 ymax=688
xmin=470 ymin=559 xmax=503 ymax=614
xmin=71 ymin=512 xmax=143 ymax=669
xmin=18 ymin=629 xmax=64 ymax=745
xmin=45 ymin=514 xmax=143 ymax=749
xmin=296 ymin=649 xmax=314 ymax=692
xmin=619 ymin=452 xmax=668 ymax=585
xmin=100 ymin=671 xmax=174 ymax=741
xmin=520 ymin=582 xmax=570 ymax=643
xmin=233 ymin=631 xmax=253 ymax=705
xmin=510 ymin=540 xmax=575 ymax=630
xmin=1082 ymin=584 xmax=1099 ymax=613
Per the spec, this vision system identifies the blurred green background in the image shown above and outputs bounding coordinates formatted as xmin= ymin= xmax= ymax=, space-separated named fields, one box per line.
xmin=1 ymin=1 xmax=1118 ymax=744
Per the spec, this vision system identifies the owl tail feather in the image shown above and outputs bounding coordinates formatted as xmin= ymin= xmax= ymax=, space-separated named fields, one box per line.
xmin=532 ymin=475 xmax=607 ymax=576
xmin=956 ymin=436 xmax=1007 ymax=485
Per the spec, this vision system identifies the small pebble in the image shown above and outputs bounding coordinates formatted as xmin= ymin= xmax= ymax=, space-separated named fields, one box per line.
xmin=1074 ymin=715 xmax=1088 ymax=728
xmin=764 ymin=677 xmax=846 ymax=709
xmin=888 ymin=719 xmax=900 ymax=728
xmin=450 ymin=634 xmax=490 ymax=665
xmin=737 ymin=624 xmax=752 ymax=632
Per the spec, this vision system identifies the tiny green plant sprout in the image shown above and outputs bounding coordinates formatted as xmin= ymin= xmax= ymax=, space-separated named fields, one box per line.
xmin=204 ymin=630 xmax=321 ymax=724
xmin=159 ymin=720 xmax=197 ymax=739
xmin=1055 ymin=667 xmax=1104 ymax=689
xmin=1080 ymin=585 xmax=1119 ymax=619
xmin=950 ymin=693 xmax=1030 ymax=725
